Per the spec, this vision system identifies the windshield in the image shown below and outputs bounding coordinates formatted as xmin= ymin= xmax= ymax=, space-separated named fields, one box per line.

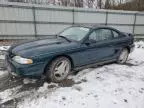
xmin=59 ymin=27 xmax=90 ymax=41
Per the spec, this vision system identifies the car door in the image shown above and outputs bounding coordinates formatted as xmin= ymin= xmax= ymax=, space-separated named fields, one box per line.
xmin=79 ymin=28 xmax=116 ymax=65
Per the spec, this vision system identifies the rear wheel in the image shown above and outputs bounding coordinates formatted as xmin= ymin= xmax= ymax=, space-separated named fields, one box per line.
xmin=117 ymin=48 xmax=129 ymax=64
xmin=46 ymin=57 xmax=71 ymax=83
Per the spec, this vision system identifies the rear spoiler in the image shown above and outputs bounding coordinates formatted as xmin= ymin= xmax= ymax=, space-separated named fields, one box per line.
xmin=127 ymin=33 xmax=134 ymax=37
xmin=124 ymin=32 xmax=134 ymax=44
xmin=122 ymin=32 xmax=134 ymax=37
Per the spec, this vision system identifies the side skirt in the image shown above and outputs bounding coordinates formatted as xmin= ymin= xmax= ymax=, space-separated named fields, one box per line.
xmin=73 ymin=59 xmax=117 ymax=71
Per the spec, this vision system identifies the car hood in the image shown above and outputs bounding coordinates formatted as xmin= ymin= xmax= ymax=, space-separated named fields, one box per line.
xmin=10 ymin=38 xmax=79 ymax=58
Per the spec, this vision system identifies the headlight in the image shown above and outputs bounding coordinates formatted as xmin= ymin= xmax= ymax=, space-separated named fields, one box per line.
xmin=13 ymin=56 xmax=33 ymax=64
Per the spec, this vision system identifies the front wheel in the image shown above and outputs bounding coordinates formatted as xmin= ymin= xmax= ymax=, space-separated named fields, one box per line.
xmin=46 ymin=57 xmax=71 ymax=83
xmin=117 ymin=48 xmax=129 ymax=64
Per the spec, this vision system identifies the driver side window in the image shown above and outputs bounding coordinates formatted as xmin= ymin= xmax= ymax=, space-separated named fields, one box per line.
xmin=89 ymin=29 xmax=113 ymax=42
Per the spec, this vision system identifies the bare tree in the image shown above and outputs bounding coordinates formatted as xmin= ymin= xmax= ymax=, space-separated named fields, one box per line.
xmin=75 ymin=0 xmax=83 ymax=7
xmin=109 ymin=0 xmax=144 ymax=11
xmin=97 ymin=0 xmax=101 ymax=9
xmin=83 ymin=0 xmax=95 ymax=8
xmin=105 ymin=0 xmax=111 ymax=9
xmin=8 ymin=0 xmax=144 ymax=11
xmin=8 ymin=0 xmax=24 ymax=2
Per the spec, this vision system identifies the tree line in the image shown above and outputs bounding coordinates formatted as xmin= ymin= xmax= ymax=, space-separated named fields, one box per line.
xmin=105 ymin=0 xmax=144 ymax=11
xmin=7 ymin=0 xmax=144 ymax=11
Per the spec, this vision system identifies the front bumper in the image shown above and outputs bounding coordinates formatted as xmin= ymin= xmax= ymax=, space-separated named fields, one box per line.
xmin=5 ymin=55 xmax=46 ymax=78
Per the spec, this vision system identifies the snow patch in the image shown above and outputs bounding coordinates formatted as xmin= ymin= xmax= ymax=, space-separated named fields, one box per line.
xmin=23 ymin=79 xmax=36 ymax=84
xmin=0 ymin=42 xmax=144 ymax=108
xmin=0 ymin=46 xmax=10 ymax=51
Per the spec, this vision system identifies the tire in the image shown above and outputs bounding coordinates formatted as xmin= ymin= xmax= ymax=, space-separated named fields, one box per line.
xmin=117 ymin=48 xmax=129 ymax=64
xmin=46 ymin=57 xmax=71 ymax=83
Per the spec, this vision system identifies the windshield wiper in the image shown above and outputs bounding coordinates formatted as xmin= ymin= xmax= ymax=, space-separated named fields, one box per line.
xmin=59 ymin=35 xmax=71 ymax=42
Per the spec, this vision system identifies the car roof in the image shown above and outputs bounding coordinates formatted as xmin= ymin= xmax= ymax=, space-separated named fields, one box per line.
xmin=72 ymin=24 xmax=115 ymax=30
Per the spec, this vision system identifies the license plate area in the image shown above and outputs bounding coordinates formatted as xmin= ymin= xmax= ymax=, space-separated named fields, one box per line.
xmin=6 ymin=61 xmax=18 ymax=76
xmin=7 ymin=63 xmax=12 ymax=72
xmin=5 ymin=58 xmax=13 ymax=73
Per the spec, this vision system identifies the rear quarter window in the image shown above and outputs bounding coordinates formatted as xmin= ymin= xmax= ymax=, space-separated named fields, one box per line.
xmin=112 ymin=30 xmax=120 ymax=38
